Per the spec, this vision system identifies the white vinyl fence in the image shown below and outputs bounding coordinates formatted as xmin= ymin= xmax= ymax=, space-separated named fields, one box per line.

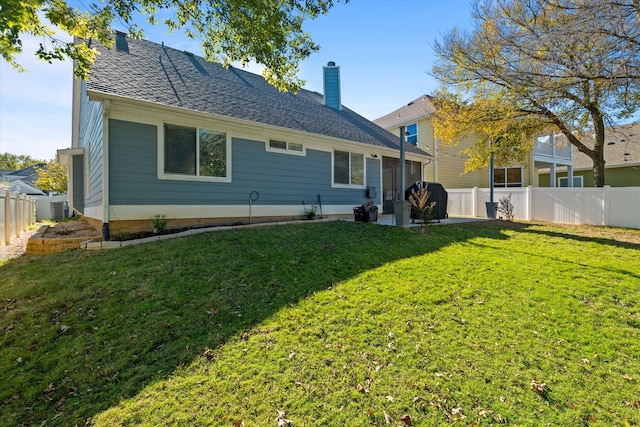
xmin=34 ymin=194 xmax=69 ymax=222
xmin=447 ymin=186 xmax=640 ymax=230
xmin=1 ymin=190 xmax=38 ymax=246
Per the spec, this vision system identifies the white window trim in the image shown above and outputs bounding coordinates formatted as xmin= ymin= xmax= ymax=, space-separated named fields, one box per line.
xmin=494 ymin=166 xmax=524 ymax=187
xmin=265 ymin=139 xmax=306 ymax=156
xmin=558 ymin=176 xmax=583 ymax=188
xmin=332 ymin=150 xmax=366 ymax=188
xmin=158 ymin=122 xmax=232 ymax=183
xmin=406 ymin=122 xmax=418 ymax=145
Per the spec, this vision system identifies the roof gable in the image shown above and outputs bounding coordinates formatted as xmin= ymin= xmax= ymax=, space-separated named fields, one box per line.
xmin=373 ymin=95 xmax=436 ymax=129
xmin=85 ymin=34 xmax=431 ymax=157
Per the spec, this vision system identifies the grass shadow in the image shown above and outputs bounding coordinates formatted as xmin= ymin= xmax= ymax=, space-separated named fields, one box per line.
xmin=517 ymin=223 xmax=640 ymax=250
xmin=0 ymin=220 xmax=524 ymax=425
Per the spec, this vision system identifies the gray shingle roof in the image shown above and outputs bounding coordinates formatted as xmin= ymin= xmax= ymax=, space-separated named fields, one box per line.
xmin=571 ymin=122 xmax=640 ymax=169
xmin=3 ymin=164 xmax=45 ymax=187
xmin=373 ymin=95 xmax=436 ymax=129
xmin=85 ymin=34 xmax=431 ymax=157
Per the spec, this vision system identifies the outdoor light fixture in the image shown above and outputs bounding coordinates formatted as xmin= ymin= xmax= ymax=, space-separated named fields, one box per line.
xmin=371 ymin=154 xmax=378 ymax=158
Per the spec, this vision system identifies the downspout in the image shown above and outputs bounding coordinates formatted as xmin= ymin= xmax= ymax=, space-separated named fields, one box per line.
xmin=399 ymin=125 xmax=406 ymax=197
xmin=434 ymin=137 xmax=439 ymax=182
xmin=101 ymin=99 xmax=110 ymax=240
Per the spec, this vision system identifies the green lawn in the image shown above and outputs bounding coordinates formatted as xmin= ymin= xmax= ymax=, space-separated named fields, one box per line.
xmin=1 ymin=221 xmax=639 ymax=426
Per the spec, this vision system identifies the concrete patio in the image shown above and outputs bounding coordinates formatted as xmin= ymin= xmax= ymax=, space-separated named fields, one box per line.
xmin=345 ymin=214 xmax=491 ymax=227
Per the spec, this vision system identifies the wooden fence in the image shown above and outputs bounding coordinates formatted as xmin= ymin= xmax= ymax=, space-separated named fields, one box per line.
xmin=446 ymin=186 xmax=640 ymax=229
xmin=1 ymin=190 xmax=38 ymax=246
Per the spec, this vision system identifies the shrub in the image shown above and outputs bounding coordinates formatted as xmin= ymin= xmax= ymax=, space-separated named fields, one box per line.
xmin=498 ymin=194 xmax=515 ymax=220
xmin=408 ymin=188 xmax=436 ymax=233
xmin=149 ymin=214 xmax=168 ymax=233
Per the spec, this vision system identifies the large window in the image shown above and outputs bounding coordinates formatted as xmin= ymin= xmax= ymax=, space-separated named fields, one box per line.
xmin=163 ymin=124 xmax=228 ymax=180
xmin=334 ymin=150 xmax=364 ymax=186
xmin=406 ymin=123 xmax=418 ymax=145
xmin=494 ymin=167 xmax=523 ymax=187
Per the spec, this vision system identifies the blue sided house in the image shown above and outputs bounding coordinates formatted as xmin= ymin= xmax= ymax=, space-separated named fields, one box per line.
xmin=58 ymin=32 xmax=433 ymax=238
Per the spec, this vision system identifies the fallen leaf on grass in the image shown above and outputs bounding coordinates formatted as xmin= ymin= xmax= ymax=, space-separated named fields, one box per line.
xmin=203 ymin=347 xmax=215 ymax=361
xmin=386 ymin=395 xmax=394 ymax=402
xmin=530 ymin=379 xmax=547 ymax=394
xmin=622 ymin=375 xmax=634 ymax=381
xmin=451 ymin=407 xmax=466 ymax=420
xmin=277 ymin=410 xmax=292 ymax=426
xmin=384 ymin=410 xmax=393 ymax=424
xmin=356 ymin=383 xmax=369 ymax=393
xmin=400 ymin=414 xmax=413 ymax=425
xmin=479 ymin=409 xmax=493 ymax=417
xmin=231 ymin=419 xmax=244 ymax=427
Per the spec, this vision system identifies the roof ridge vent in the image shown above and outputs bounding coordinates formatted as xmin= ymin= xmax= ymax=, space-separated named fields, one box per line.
xmin=184 ymin=50 xmax=194 ymax=56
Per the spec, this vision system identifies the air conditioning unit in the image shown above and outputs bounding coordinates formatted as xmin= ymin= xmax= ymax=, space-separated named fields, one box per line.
xmin=50 ymin=201 xmax=68 ymax=221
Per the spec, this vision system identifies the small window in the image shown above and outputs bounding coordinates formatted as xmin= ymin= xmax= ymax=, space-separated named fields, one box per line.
xmin=333 ymin=150 xmax=364 ymax=187
xmin=558 ymin=176 xmax=583 ymax=187
xmin=406 ymin=123 xmax=418 ymax=145
xmin=163 ymin=123 xmax=228 ymax=180
xmin=494 ymin=166 xmax=523 ymax=187
xmin=289 ymin=142 xmax=303 ymax=152
xmin=267 ymin=139 xmax=305 ymax=155
xmin=269 ymin=140 xmax=287 ymax=150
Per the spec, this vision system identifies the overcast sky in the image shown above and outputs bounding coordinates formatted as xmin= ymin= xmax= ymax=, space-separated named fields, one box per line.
xmin=0 ymin=0 xmax=475 ymax=160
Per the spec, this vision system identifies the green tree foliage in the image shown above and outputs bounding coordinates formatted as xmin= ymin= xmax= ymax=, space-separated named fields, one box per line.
xmin=35 ymin=160 xmax=67 ymax=193
xmin=0 ymin=153 xmax=42 ymax=170
xmin=1 ymin=0 xmax=344 ymax=92
xmin=431 ymin=0 xmax=640 ymax=187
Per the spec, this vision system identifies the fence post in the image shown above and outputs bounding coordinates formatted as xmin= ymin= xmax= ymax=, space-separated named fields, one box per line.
xmin=22 ymin=195 xmax=28 ymax=232
xmin=526 ymin=186 xmax=533 ymax=221
xmin=14 ymin=192 xmax=21 ymax=238
xmin=472 ymin=187 xmax=478 ymax=218
xmin=603 ymin=185 xmax=611 ymax=226
xmin=3 ymin=190 xmax=10 ymax=245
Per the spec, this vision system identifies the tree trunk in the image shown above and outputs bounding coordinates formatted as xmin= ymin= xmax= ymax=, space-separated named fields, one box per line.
xmin=592 ymin=155 xmax=606 ymax=187
xmin=591 ymin=110 xmax=606 ymax=187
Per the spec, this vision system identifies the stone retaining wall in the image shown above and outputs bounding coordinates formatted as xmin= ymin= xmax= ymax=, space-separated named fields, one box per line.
xmin=26 ymin=226 xmax=103 ymax=255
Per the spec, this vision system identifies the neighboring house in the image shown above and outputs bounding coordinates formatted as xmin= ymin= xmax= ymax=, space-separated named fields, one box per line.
xmin=375 ymin=95 xmax=586 ymax=193
xmin=374 ymin=95 xmax=535 ymax=199
xmin=57 ymin=32 xmax=433 ymax=238
xmin=0 ymin=165 xmax=46 ymax=195
xmin=538 ymin=122 xmax=640 ymax=187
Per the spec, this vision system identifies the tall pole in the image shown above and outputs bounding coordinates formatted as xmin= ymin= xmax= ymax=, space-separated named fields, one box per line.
xmin=487 ymin=139 xmax=496 ymax=218
xmin=489 ymin=151 xmax=494 ymax=205
xmin=399 ymin=125 xmax=406 ymax=200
